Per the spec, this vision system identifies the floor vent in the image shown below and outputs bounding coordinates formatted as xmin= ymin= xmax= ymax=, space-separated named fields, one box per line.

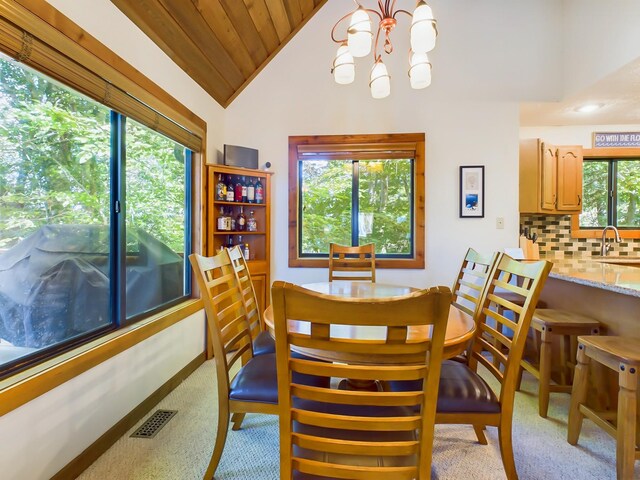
xmin=130 ymin=409 xmax=177 ymax=439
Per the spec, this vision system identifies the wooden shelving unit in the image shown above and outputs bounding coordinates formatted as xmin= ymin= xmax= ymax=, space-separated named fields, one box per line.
xmin=206 ymin=164 xmax=272 ymax=310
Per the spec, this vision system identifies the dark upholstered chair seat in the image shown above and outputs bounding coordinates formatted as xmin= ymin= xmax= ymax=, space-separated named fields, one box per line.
xmin=229 ymin=354 xmax=330 ymax=404
xmin=388 ymin=360 xmax=500 ymax=414
xmin=252 ymin=330 xmax=276 ymax=356
xmin=437 ymin=360 xmax=500 ymax=413
xmin=229 ymin=353 xmax=279 ymax=404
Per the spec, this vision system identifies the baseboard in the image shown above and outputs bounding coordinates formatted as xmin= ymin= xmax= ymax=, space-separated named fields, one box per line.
xmin=52 ymin=352 xmax=206 ymax=480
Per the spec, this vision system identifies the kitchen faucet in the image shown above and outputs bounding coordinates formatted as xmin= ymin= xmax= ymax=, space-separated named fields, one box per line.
xmin=600 ymin=225 xmax=621 ymax=256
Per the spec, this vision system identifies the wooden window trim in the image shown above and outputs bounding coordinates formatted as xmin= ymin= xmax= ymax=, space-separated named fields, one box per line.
xmin=571 ymin=148 xmax=640 ymax=239
xmin=1 ymin=0 xmax=205 ymax=151
xmin=288 ymin=133 xmax=426 ymax=269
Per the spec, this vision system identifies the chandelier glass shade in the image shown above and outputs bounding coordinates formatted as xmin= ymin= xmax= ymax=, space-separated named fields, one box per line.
xmin=331 ymin=1 xmax=438 ymax=99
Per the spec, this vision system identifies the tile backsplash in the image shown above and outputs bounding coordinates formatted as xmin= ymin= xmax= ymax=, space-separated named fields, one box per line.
xmin=520 ymin=214 xmax=640 ymax=258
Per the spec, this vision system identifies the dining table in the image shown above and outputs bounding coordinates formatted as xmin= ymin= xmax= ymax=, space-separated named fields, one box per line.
xmin=262 ymin=281 xmax=476 ymax=365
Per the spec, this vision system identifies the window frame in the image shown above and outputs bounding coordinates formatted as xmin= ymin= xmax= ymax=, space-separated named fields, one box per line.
xmin=571 ymin=147 xmax=640 ymax=239
xmin=0 ymin=0 xmax=206 ymax=413
xmin=288 ymin=133 xmax=425 ymax=269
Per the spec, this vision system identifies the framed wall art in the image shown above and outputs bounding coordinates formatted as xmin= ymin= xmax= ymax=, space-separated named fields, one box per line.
xmin=459 ymin=165 xmax=484 ymax=218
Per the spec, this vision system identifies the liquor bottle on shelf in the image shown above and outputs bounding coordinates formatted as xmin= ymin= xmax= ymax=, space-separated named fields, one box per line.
xmin=237 ymin=235 xmax=244 ymax=249
xmin=247 ymin=210 xmax=257 ymax=232
xmin=243 ymin=243 xmax=250 ymax=260
xmin=217 ymin=206 xmax=227 ymax=231
xmin=226 ymin=176 xmax=234 ymax=202
xmin=228 ymin=207 xmax=236 ymax=231
xmin=241 ymin=176 xmax=248 ymax=202
xmin=247 ymin=177 xmax=255 ymax=203
xmin=255 ymin=177 xmax=264 ymax=204
xmin=216 ymin=174 xmax=226 ymax=201
xmin=234 ymin=176 xmax=243 ymax=203
xmin=236 ymin=206 xmax=246 ymax=231
xmin=226 ymin=235 xmax=234 ymax=249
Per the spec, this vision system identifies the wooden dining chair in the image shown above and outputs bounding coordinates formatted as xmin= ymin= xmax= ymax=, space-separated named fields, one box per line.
xmin=449 ymin=248 xmax=499 ymax=367
xmin=272 ymin=280 xmax=452 ymax=480
xmin=436 ymin=254 xmax=552 ymax=480
xmin=328 ymin=242 xmax=376 ymax=282
xmin=451 ymin=248 xmax=499 ymax=318
xmin=189 ymin=250 xmax=280 ymax=479
xmin=227 ymin=245 xmax=275 ymax=356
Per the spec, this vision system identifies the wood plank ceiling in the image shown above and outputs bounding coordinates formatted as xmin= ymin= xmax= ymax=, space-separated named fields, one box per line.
xmin=110 ymin=0 xmax=328 ymax=108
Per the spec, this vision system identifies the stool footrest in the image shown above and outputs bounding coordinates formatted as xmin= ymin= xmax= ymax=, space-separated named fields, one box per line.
xmin=579 ymin=404 xmax=617 ymax=439
xmin=548 ymin=385 xmax=572 ymax=393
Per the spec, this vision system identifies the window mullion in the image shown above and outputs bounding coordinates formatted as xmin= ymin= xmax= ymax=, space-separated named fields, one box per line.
xmin=352 ymin=160 xmax=359 ymax=247
xmin=609 ymin=160 xmax=616 ymax=226
xmin=110 ymin=111 xmax=126 ymax=327
xmin=184 ymin=149 xmax=193 ymax=294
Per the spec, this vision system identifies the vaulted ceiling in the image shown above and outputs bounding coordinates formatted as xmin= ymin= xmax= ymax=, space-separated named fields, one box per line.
xmin=111 ymin=0 xmax=327 ymax=108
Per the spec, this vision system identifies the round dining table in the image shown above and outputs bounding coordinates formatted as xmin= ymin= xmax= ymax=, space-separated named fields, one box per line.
xmin=262 ymin=281 xmax=476 ymax=364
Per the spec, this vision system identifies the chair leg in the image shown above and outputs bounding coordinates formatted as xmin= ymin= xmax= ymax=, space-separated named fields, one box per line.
xmin=231 ymin=412 xmax=246 ymax=431
xmin=567 ymin=344 xmax=590 ymax=445
xmin=538 ymin=328 xmax=552 ymax=418
xmin=559 ymin=334 xmax=569 ymax=386
xmin=515 ymin=365 xmax=524 ymax=392
xmin=498 ymin=417 xmax=518 ymax=480
xmin=617 ymin=363 xmax=637 ymax=480
xmin=204 ymin=405 xmax=230 ymax=480
xmin=473 ymin=424 xmax=488 ymax=445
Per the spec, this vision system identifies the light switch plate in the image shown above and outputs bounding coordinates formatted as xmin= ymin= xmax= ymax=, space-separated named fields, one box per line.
xmin=496 ymin=217 xmax=504 ymax=229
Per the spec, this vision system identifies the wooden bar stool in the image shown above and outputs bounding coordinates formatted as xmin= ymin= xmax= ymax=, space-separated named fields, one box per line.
xmin=568 ymin=336 xmax=640 ymax=480
xmin=520 ymin=309 xmax=601 ymax=418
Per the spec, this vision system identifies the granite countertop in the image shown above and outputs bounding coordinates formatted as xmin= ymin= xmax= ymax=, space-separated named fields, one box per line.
xmin=543 ymin=256 xmax=640 ymax=297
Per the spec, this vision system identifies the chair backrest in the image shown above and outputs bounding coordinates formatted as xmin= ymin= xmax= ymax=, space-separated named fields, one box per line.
xmin=189 ymin=251 xmax=254 ymax=400
xmin=272 ymin=281 xmax=452 ymax=480
xmin=468 ymin=254 xmax=552 ymax=405
xmin=328 ymin=242 xmax=376 ymax=282
xmin=451 ymin=248 xmax=499 ymax=318
xmin=228 ymin=245 xmax=263 ymax=340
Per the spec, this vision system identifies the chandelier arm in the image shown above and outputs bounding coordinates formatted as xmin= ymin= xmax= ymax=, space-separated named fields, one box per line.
xmin=330 ymin=9 xmax=359 ymax=43
xmin=372 ymin=24 xmax=383 ymax=62
xmin=392 ymin=9 xmax=413 ymax=20
xmin=364 ymin=8 xmax=383 ymax=21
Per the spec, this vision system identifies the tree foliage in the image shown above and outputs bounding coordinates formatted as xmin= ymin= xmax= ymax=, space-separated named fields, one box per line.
xmin=300 ymin=159 xmax=412 ymax=255
xmin=0 ymin=56 xmax=186 ymax=252
xmin=580 ymin=159 xmax=639 ymax=228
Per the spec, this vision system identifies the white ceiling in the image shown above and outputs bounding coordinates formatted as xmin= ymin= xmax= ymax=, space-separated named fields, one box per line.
xmin=520 ymin=40 xmax=640 ymax=127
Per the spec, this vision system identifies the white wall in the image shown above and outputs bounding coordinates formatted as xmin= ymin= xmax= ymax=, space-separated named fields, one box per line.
xmin=562 ymin=0 xmax=640 ymax=97
xmin=225 ymin=0 xmax=563 ymax=288
xmin=0 ymin=1 xmax=221 ymax=478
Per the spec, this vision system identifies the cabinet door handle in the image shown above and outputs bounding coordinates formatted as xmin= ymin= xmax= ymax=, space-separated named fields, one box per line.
xmin=577 ymin=194 xmax=581 ymax=205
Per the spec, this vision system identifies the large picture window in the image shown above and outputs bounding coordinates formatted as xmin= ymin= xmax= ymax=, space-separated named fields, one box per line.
xmin=0 ymin=53 xmax=192 ymax=377
xmin=289 ymin=133 xmax=425 ymax=268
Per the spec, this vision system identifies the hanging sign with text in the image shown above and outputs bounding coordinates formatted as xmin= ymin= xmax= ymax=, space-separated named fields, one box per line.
xmin=593 ymin=132 xmax=640 ymax=148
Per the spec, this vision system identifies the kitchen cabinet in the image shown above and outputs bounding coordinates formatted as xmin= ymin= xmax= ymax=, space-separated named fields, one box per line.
xmin=206 ymin=164 xmax=272 ymax=309
xmin=520 ymin=139 xmax=583 ymax=214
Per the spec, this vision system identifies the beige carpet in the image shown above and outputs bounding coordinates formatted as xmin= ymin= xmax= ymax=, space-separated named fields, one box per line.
xmin=78 ymin=359 xmax=634 ymax=480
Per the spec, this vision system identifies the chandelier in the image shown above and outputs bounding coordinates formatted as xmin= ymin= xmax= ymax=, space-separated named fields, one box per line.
xmin=330 ymin=1 xmax=438 ymax=99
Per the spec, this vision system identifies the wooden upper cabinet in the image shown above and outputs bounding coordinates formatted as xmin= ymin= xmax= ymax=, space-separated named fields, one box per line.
xmin=519 ymin=139 xmax=583 ymax=214
xmin=556 ymin=146 xmax=583 ymax=211
xmin=540 ymin=142 xmax=557 ymax=211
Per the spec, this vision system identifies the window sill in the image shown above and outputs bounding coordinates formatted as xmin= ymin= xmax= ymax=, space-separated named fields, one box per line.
xmin=570 ymin=215 xmax=640 ymax=239
xmin=0 ymin=298 xmax=203 ymax=417
xmin=289 ymin=257 xmax=425 ymax=269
